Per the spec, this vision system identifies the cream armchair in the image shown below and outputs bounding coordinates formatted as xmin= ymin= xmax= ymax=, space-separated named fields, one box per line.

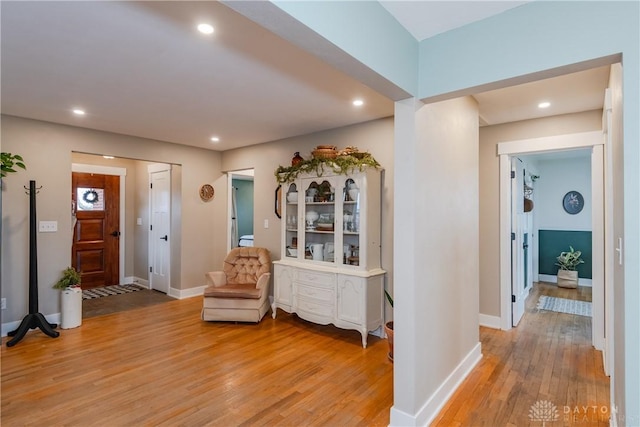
xmin=201 ymin=247 xmax=272 ymax=323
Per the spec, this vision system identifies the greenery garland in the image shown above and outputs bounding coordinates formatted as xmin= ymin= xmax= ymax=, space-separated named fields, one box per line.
xmin=275 ymin=154 xmax=381 ymax=184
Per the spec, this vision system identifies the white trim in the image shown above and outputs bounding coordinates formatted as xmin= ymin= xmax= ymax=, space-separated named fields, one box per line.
xmin=479 ymin=314 xmax=502 ymax=329
xmin=170 ymin=285 xmax=207 ymax=299
xmin=227 ymin=169 xmax=255 ymax=252
xmin=498 ymin=131 xmax=605 ymax=335
xmin=72 ymin=163 xmax=127 ymax=286
xmin=591 ymin=145 xmax=605 ymax=350
xmin=389 ymin=342 xmax=482 ymax=427
xmin=497 ymin=131 xmax=603 ymax=155
xmin=2 ymin=313 xmax=60 ymax=338
xmin=148 ymin=164 xmax=172 ymax=294
xmin=147 ymin=163 xmax=171 ymax=174
xmin=603 ymin=87 xmax=614 ymax=378
xmin=499 ymin=154 xmax=512 ymax=330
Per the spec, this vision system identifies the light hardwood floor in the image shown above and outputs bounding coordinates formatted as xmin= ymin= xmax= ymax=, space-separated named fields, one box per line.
xmin=1 ymin=282 xmax=608 ymax=426
xmin=433 ymin=282 xmax=609 ymax=427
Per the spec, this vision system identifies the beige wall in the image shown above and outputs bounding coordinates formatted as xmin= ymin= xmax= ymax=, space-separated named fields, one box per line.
xmin=478 ymin=110 xmax=602 ymax=318
xmin=1 ymin=115 xmax=222 ymax=323
xmin=391 ymin=96 xmax=480 ymax=423
xmin=221 ymin=117 xmax=395 ymax=311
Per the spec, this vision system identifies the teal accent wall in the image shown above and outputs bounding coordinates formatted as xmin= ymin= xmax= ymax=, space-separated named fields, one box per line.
xmin=233 ymin=179 xmax=254 ymax=238
xmin=538 ymin=230 xmax=592 ymax=279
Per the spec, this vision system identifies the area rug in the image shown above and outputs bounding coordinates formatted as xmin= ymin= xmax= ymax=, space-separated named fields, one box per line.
xmin=536 ymin=295 xmax=592 ymax=317
xmin=82 ymin=284 xmax=147 ymax=300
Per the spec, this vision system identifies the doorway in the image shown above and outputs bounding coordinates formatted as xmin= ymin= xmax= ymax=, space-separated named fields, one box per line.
xmin=72 ymin=155 xmax=179 ymax=299
xmin=71 ymin=163 xmax=127 ymax=288
xmin=148 ymin=164 xmax=171 ymax=294
xmin=227 ymin=169 xmax=255 ymax=251
xmin=498 ymin=131 xmax=606 ymax=354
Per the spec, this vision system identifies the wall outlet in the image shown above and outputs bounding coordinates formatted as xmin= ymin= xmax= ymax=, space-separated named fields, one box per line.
xmin=1 ymin=298 xmax=6 ymax=310
xmin=39 ymin=221 xmax=58 ymax=232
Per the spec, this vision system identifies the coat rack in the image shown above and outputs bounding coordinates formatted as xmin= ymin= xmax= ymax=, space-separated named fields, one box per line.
xmin=6 ymin=180 xmax=59 ymax=347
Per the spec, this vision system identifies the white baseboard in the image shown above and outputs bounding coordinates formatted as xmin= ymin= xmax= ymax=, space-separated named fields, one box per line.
xmin=610 ymin=404 xmax=618 ymax=427
xmin=538 ymin=274 xmax=592 ymax=287
xmin=2 ymin=313 xmax=61 ymax=338
xmin=390 ymin=342 xmax=483 ymax=426
xmin=170 ymin=285 xmax=206 ymax=299
xmin=479 ymin=313 xmax=502 ymax=329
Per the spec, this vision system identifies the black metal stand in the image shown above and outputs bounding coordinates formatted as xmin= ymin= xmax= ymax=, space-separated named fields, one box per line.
xmin=6 ymin=180 xmax=59 ymax=347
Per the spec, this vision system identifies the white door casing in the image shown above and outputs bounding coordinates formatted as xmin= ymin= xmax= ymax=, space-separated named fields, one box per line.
xmin=511 ymin=158 xmax=526 ymax=326
xmin=149 ymin=164 xmax=171 ymax=294
xmin=497 ymin=131 xmax=606 ymax=353
xmin=72 ymin=163 xmax=126 ymax=286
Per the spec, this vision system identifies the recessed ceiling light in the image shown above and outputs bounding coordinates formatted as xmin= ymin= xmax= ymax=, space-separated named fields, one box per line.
xmin=72 ymin=108 xmax=86 ymax=116
xmin=352 ymin=99 xmax=364 ymax=107
xmin=538 ymin=101 xmax=551 ymax=109
xmin=103 ymin=155 xmax=114 ymax=159
xmin=197 ymin=23 xmax=214 ymax=35
xmin=210 ymin=136 xmax=220 ymax=143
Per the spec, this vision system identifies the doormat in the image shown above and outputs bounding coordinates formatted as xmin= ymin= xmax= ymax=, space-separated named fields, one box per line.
xmin=82 ymin=284 xmax=147 ymax=300
xmin=536 ymin=295 xmax=592 ymax=317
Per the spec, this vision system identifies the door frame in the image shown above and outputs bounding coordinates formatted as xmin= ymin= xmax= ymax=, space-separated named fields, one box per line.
xmin=510 ymin=157 xmax=527 ymax=326
xmin=148 ymin=163 xmax=172 ymax=294
xmin=226 ymin=169 xmax=254 ymax=252
xmin=71 ymin=163 xmax=126 ymax=285
xmin=497 ymin=131 xmax=606 ymax=350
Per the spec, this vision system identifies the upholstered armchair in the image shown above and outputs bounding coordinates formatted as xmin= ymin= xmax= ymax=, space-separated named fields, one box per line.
xmin=201 ymin=247 xmax=272 ymax=323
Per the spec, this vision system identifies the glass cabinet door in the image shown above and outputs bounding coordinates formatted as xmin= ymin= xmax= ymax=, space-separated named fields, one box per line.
xmin=301 ymin=178 xmax=336 ymax=263
xmin=284 ymin=183 xmax=299 ymax=259
xmin=341 ymin=177 xmax=360 ymax=266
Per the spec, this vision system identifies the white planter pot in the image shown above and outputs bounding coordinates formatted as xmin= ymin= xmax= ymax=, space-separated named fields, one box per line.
xmin=61 ymin=286 xmax=82 ymax=329
xmin=557 ymin=270 xmax=578 ymax=289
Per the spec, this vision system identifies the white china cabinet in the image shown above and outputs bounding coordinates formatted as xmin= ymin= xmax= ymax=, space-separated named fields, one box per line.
xmin=273 ymin=168 xmax=385 ymax=348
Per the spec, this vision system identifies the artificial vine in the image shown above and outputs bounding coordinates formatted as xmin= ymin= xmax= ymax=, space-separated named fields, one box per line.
xmin=275 ymin=154 xmax=381 ymax=184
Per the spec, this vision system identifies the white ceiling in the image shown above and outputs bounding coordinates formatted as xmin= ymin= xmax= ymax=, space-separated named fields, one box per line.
xmin=379 ymin=1 xmax=531 ymax=41
xmin=1 ymin=1 xmax=610 ymax=153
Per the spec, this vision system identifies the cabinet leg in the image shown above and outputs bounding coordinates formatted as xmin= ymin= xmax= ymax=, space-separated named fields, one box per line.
xmin=361 ymin=331 xmax=367 ymax=349
xmin=271 ymin=305 xmax=277 ymax=319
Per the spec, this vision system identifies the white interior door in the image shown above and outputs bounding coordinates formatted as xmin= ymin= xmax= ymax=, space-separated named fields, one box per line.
xmin=511 ymin=157 xmax=526 ymax=326
xmin=149 ymin=166 xmax=171 ymax=294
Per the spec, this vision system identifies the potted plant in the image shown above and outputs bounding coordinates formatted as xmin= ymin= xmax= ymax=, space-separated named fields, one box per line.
xmin=384 ymin=290 xmax=394 ymax=362
xmin=555 ymin=246 xmax=584 ymax=288
xmin=54 ymin=267 xmax=83 ymax=329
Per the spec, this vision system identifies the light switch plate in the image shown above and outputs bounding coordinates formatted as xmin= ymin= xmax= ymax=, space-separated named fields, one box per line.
xmin=39 ymin=221 xmax=58 ymax=232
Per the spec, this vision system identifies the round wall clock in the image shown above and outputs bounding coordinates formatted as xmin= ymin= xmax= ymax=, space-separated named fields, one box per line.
xmin=562 ymin=191 xmax=584 ymax=214
xmin=199 ymin=184 xmax=215 ymax=202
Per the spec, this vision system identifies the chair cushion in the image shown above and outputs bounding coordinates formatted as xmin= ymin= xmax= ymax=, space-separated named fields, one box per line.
xmin=203 ymin=284 xmax=260 ymax=299
xmin=223 ymin=247 xmax=271 ymax=285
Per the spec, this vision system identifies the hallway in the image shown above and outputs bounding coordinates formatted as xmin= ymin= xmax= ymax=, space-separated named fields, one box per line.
xmin=433 ymin=282 xmax=608 ymax=426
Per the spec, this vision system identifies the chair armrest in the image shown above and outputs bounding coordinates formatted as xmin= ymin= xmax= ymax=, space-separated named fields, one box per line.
xmin=255 ymin=272 xmax=271 ymax=293
xmin=205 ymin=271 xmax=227 ymax=287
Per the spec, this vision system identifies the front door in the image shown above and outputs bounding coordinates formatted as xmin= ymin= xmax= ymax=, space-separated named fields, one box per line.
xmin=72 ymin=172 xmax=120 ymax=289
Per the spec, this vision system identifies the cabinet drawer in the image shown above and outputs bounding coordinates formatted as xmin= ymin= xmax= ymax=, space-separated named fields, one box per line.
xmin=297 ymin=283 xmax=334 ymax=303
xmin=296 ymin=297 xmax=334 ymax=318
xmin=296 ymin=270 xmax=334 ymax=288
